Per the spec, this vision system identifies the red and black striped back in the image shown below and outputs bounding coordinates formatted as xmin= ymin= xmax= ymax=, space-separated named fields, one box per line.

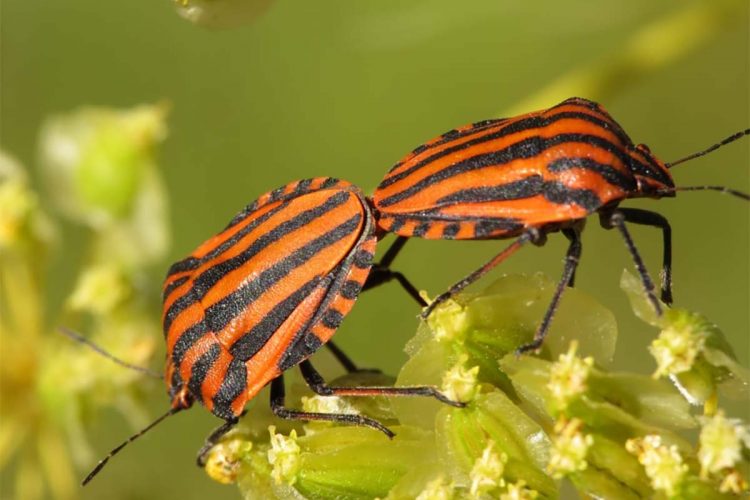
xmin=373 ymin=97 xmax=674 ymax=240
xmin=162 ymin=178 xmax=376 ymax=420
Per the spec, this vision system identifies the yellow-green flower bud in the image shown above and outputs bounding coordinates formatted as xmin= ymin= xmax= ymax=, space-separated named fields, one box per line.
xmin=698 ymin=410 xmax=748 ymax=478
xmin=204 ymin=436 xmax=253 ymax=485
xmin=548 ymin=417 xmax=593 ymax=478
xmin=469 ymin=441 xmax=507 ymax=497
xmin=415 ymin=476 xmax=455 ymax=500
xmin=500 ymin=480 xmax=539 ymax=500
xmin=426 ymin=298 xmax=469 ymax=343
xmin=625 ymin=434 xmax=688 ymax=497
xmin=267 ymin=426 xmax=300 ymax=485
xmin=547 ymin=341 xmax=593 ymax=410
xmin=650 ymin=313 xmax=707 ymax=379
xmin=441 ymin=354 xmax=480 ymax=403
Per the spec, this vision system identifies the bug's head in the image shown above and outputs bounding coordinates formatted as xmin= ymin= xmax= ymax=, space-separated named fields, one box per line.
xmin=628 ymin=143 xmax=676 ymax=198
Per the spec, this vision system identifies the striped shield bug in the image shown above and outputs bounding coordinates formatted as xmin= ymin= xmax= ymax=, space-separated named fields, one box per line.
xmin=80 ymin=177 xmax=461 ymax=485
xmin=371 ymin=97 xmax=749 ymax=353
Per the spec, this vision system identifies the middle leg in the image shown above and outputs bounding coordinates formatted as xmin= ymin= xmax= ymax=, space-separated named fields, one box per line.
xmin=516 ymin=227 xmax=583 ymax=354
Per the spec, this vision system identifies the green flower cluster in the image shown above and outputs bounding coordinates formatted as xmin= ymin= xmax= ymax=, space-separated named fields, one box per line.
xmin=201 ymin=273 xmax=748 ymax=499
xmin=0 ymin=104 xmax=169 ymax=500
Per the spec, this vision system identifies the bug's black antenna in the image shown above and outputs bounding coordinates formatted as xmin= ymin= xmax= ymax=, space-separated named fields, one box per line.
xmin=82 ymin=407 xmax=182 ymax=485
xmin=58 ymin=327 xmax=163 ymax=379
xmin=657 ymin=185 xmax=750 ymax=201
xmin=666 ymin=129 xmax=749 ymax=168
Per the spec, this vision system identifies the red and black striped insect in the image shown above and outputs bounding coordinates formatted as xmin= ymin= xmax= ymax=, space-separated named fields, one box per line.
xmin=371 ymin=97 xmax=749 ymax=353
xmin=80 ymin=177 xmax=461 ymax=485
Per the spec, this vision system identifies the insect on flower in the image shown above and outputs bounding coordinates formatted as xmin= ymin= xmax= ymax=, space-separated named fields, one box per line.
xmin=371 ymin=97 xmax=749 ymax=353
xmin=74 ymin=177 xmax=462 ymax=485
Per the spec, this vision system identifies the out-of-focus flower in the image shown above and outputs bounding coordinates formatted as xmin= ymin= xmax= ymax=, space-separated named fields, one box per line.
xmin=0 ymin=103 xmax=169 ymax=499
xmin=38 ymin=103 xmax=170 ymax=267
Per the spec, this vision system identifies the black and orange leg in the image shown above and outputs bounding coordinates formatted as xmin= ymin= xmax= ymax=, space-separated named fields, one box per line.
xmin=516 ymin=227 xmax=583 ymax=355
xmin=602 ymin=210 xmax=663 ymax=315
xmin=269 ymin=374 xmax=396 ymax=438
xmin=363 ymin=236 xmax=426 ymax=306
xmin=299 ymin=359 xmax=463 ymax=407
xmin=421 ymin=229 xmax=539 ymax=318
xmin=196 ymin=415 xmax=242 ymax=466
xmin=613 ymin=208 xmax=672 ymax=305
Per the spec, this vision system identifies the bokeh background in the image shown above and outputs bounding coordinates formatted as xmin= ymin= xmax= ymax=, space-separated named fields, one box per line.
xmin=1 ymin=0 xmax=748 ymax=498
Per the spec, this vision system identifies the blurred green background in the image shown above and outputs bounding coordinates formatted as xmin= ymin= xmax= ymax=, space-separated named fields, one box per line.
xmin=2 ymin=0 xmax=748 ymax=498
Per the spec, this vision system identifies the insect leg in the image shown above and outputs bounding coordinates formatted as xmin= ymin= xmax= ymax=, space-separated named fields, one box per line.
xmin=421 ymin=230 xmax=536 ymax=318
xmin=196 ymin=415 xmax=242 ymax=466
xmin=269 ymin=374 xmax=395 ymax=438
xmin=299 ymin=359 xmax=464 ymax=407
xmin=615 ymin=208 xmax=672 ymax=305
xmin=605 ymin=210 xmax=663 ymax=315
xmin=516 ymin=228 xmax=583 ymax=355
xmin=363 ymin=236 xmax=426 ymax=306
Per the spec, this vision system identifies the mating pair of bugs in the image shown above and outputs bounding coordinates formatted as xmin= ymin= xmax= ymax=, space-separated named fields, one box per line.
xmin=78 ymin=97 xmax=749 ymax=484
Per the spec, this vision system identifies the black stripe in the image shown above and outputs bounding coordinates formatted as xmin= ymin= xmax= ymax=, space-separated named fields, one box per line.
xmin=278 ymin=331 xmax=323 ymax=372
xmin=412 ymin=222 xmax=431 ymax=237
xmin=547 ymin=157 xmax=635 ymax=191
xmin=543 ymin=181 xmax=601 ymax=211
xmin=269 ymin=186 xmax=286 ymax=202
xmin=321 ymin=309 xmax=344 ymax=329
xmin=436 ymin=176 xmax=544 ymax=205
xmin=167 ymin=199 xmax=291 ymax=280
xmin=437 ymin=118 xmax=506 ymax=143
xmin=167 ymin=257 xmax=200 ymax=276
xmin=378 ymin=134 xmax=635 ymax=207
xmin=187 ymin=343 xmax=220 ymax=403
xmin=212 ymin=358 xmax=247 ymax=420
xmin=163 ymin=191 xmax=351 ymax=333
xmin=379 ymin=111 xmax=633 ymax=190
xmin=353 ymin=249 xmax=373 ymax=269
xmin=443 ymin=223 xmax=460 ymax=239
xmin=474 ymin=219 xmax=524 ymax=238
xmin=206 ymin=200 xmax=292 ymax=268
xmin=340 ymin=279 xmax=362 ymax=300
xmin=228 ymin=277 xmax=323 ymax=361
xmin=295 ymin=178 xmax=313 ymax=194
xmin=226 ymin=200 xmax=258 ymax=229
xmin=321 ymin=178 xmax=340 ymax=189
xmin=172 ymin=322 xmax=207 ymax=364
xmin=389 ymin=217 xmax=405 ymax=233
xmin=163 ymin=276 xmax=189 ymax=301
xmin=204 ymin=214 xmax=362 ymax=335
